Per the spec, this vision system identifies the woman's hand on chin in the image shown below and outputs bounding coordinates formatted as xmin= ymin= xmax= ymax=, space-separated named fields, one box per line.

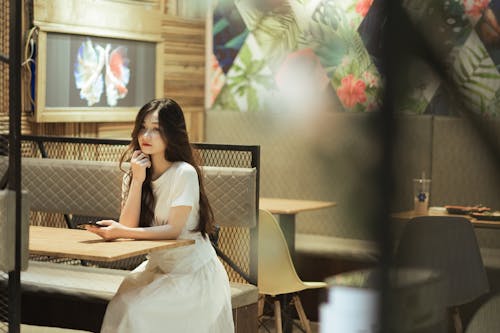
xmin=85 ymin=219 xmax=127 ymax=241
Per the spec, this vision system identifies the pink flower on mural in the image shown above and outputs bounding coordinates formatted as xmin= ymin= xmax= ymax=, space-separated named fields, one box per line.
xmin=464 ymin=0 xmax=490 ymax=19
xmin=355 ymin=0 xmax=374 ymax=17
xmin=362 ymin=71 xmax=379 ymax=88
xmin=336 ymin=74 xmax=367 ymax=108
xmin=209 ymin=54 xmax=225 ymax=107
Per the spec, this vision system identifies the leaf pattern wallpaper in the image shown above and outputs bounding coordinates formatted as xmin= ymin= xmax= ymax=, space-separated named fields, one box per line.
xmin=209 ymin=0 xmax=500 ymax=117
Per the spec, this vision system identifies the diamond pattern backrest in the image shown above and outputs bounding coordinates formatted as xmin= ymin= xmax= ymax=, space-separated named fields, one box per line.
xmin=0 ymin=156 xmax=7 ymax=177
xmin=22 ymin=157 xmax=122 ymax=218
xmin=0 ymin=189 xmax=30 ymax=272
xmin=203 ymin=166 xmax=257 ymax=228
xmin=202 ymin=166 xmax=258 ymax=283
xmin=18 ymin=158 xmax=257 ymax=229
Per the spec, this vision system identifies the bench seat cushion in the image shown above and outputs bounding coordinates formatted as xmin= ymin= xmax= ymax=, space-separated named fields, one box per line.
xmin=480 ymin=247 xmax=500 ymax=269
xmin=0 ymin=323 xmax=91 ymax=333
xmin=229 ymin=282 xmax=259 ymax=309
xmin=20 ymin=324 xmax=92 ymax=333
xmin=295 ymin=233 xmax=379 ymax=263
xmin=21 ymin=261 xmax=258 ymax=309
xmin=21 ymin=261 xmax=127 ymax=301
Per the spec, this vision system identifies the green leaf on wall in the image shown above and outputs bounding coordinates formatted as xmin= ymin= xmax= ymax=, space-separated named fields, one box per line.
xmin=225 ymin=31 xmax=250 ymax=49
xmin=251 ymin=3 xmax=300 ymax=71
xmin=299 ymin=19 xmax=346 ymax=75
xmin=397 ymin=95 xmax=429 ymax=115
xmin=216 ymin=33 xmax=277 ymax=112
xmin=213 ymin=18 xmax=230 ymax=36
xmin=482 ymin=87 xmax=500 ymax=117
xmin=301 ymin=0 xmax=372 ymax=79
xmin=452 ymin=34 xmax=500 ymax=110
xmin=246 ymin=87 xmax=259 ymax=111
xmin=234 ymin=0 xmax=265 ymax=31
xmin=212 ymin=84 xmax=239 ymax=111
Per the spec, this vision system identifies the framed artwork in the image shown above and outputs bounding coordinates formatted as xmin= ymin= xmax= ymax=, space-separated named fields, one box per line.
xmin=32 ymin=0 xmax=163 ymax=122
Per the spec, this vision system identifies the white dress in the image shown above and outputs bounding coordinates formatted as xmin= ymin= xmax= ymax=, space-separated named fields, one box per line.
xmin=100 ymin=162 xmax=234 ymax=333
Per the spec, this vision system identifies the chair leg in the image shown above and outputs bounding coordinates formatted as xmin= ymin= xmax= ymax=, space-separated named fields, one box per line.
xmin=293 ymin=294 xmax=312 ymax=333
xmin=452 ymin=307 xmax=463 ymax=333
xmin=258 ymin=294 xmax=265 ymax=318
xmin=274 ymin=298 xmax=283 ymax=333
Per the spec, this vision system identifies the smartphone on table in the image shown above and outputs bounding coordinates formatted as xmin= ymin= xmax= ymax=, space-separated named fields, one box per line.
xmin=76 ymin=221 xmax=104 ymax=229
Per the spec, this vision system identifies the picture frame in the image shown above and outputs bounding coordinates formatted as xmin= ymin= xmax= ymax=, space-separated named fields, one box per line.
xmin=32 ymin=0 xmax=164 ymax=122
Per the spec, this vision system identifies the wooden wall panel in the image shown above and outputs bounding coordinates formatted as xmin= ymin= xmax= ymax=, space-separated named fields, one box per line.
xmin=33 ymin=0 xmax=162 ymax=41
xmin=98 ymin=123 xmax=133 ymax=139
xmin=162 ymin=14 xmax=206 ymax=141
xmin=15 ymin=0 xmax=206 ymax=141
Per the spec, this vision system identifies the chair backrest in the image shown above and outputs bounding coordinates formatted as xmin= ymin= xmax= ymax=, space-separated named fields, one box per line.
xmin=203 ymin=166 xmax=257 ymax=228
xmin=258 ymin=209 xmax=306 ymax=296
xmin=394 ymin=216 xmax=489 ymax=307
xmin=4 ymin=157 xmax=258 ymax=228
xmin=22 ymin=157 xmax=123 ymax=218
xmin=465 ymin=293 xmax=500 ymax=333
xmin=0 ymin=189 xmax=30 ymax=272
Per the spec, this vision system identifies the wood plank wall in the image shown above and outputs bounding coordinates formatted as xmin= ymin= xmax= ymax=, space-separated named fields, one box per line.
xmin=12 ymin=0 xmax=207 ymax=142
xmin=162 ymin=15 xmax=206 ymax=142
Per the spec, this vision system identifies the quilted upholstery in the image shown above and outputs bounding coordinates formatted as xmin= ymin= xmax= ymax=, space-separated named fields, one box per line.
xmin=22 ymin=158 xmax=123 ymax=219
xmin=13 ymin=158 xmax=256 ymax=230
xmin=431 ymin=116 xmax=500 ymax=208
xmin=0 ymin=189 xmax=30 ymax=272
xmin=0 ymin=156 xmax=7 ymax=176
xmin=203 ymin=166 xmax=257 ymax=228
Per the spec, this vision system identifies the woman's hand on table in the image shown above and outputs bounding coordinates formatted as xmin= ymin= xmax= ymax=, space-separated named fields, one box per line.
xmin=85 ymin=220 xmax=126 ymax=241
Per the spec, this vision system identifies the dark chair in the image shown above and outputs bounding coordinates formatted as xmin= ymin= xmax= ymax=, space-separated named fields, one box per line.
xmin=465 ymin=293 xmax=500 ymax=333
xmin=394 ymin=216 xmax=489 ymax=333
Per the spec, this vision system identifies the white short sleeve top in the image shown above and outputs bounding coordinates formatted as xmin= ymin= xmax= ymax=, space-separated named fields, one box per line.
xmin=151 ymin=161 xmax=200 ymax=239
xmin=122 ymin=161 xmax=201 ymax=240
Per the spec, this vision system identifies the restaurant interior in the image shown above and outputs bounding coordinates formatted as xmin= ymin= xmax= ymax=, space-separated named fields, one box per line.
xmin=1 ymin=0 xmax=500 ymax=332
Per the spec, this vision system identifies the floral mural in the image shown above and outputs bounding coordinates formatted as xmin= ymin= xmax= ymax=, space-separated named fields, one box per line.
xmin=403 ymin=0 xmax=500 ymax=117
xmin=209 ymin=0 xmax=500 ymax=117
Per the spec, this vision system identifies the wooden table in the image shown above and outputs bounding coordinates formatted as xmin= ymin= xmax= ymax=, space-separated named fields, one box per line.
xmin=259 ymin=198 xmax=336 ymax=259
xmin=29 ymin=226 xmax=195 ymax=262
xmin=391 ymin=208 xmax=500 ymax=229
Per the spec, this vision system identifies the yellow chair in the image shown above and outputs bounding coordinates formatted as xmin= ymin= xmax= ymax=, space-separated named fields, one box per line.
xmin=258 ymin=209 xmax=326 ymax=333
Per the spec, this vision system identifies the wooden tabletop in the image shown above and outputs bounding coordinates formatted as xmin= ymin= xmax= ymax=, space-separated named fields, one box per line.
xmin=29 ymin=226 xmax=195 ymax=262
xmin=391 ymin=208 xmax=500 ymax=229
xmin=259 ymin=197 xmax=336 ymax=215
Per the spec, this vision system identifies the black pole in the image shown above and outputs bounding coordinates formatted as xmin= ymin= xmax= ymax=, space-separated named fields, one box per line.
xmin=8 ymin=0 xmax=22 ymax=332
xmin=378 ymin=0 xmax=396 ymax=331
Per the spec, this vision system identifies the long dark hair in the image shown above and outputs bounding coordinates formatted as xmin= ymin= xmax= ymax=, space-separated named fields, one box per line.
xmin=120 ymin=98 xmax=214 ymax=238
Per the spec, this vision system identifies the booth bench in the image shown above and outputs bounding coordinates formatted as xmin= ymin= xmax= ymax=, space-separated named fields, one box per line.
xmin=0 ymin=138 xmax=260 ymax=333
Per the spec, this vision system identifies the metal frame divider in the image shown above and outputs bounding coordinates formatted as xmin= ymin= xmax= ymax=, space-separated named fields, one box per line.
xmin=4 ymin=1 xmax=23 ymax=333
xmin=20 ymin=135 xmax=260 ymax=284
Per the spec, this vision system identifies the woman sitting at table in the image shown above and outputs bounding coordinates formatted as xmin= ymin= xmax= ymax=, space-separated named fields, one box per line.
xmin=86 ymin=98 xmax=234 ymax=333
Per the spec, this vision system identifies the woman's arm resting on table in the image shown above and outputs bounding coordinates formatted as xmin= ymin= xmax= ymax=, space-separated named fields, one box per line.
xmin=119 ymin=178 xmax=144 ymax=228
xmin=86 ymin=205 xmax=192 ymax=241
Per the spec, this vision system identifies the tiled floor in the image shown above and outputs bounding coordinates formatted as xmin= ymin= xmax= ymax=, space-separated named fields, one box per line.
xmin=258 ymin=318 xmax=319 ymax=333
